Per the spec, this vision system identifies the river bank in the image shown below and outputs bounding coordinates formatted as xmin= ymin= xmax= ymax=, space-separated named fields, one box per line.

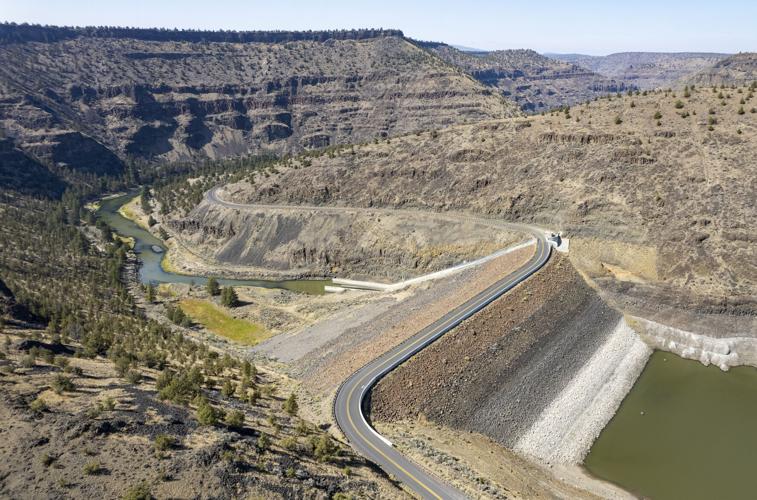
xmin=96 ymin=193 xmax=331 ymax=294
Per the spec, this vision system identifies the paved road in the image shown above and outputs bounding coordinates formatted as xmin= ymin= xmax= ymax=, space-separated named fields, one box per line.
xmin=334 ymin=232 xmax=551 ymax=499
xmin=205 ymin=187 xmax=552 ymax=499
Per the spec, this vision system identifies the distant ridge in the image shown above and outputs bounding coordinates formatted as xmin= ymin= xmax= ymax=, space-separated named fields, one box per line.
xmin=415 ymin=41 xmax=627 ymax=112
xmin=549 ymin=52 xmax=731 ymax=88
xmin=451 ymin=44 xmax=487 ymax=53
xmin=0 ymin=22 xmax=404 ymax=44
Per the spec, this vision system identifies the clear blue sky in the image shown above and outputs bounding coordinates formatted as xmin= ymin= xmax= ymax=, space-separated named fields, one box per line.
xmin=2 ymin=0 xmax=755 ymax=54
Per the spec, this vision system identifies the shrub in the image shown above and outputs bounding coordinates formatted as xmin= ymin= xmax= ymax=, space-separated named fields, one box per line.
xmin=281 ymin=436 xmax=299 ymax=451
xmin=21 ymin=353 xmax=36 ymax=368
xmin=247 ymin=389 xmax=259 ymax=405
xmin=221 ymin=379 xmax=235 ymax=398
xmin=51 ymin=374 xmax=75 ymax=394
xmin=242 ymin=360 xmax=256 ymax=379
xmin=653 ymin=111 xmax=663 ymax=120
xmin=296 ymin=419 xmax=309 ymax=436
xmin=257 ymin=433 xmax=270 ymax=452
xmin=196 ymin=399 xmax=218 ymax=426
xmin=29 ymin=397 xmax=48 ymax=414
xmin=87 ymin=403 xmax=103 ymax=419
xmin=159 ymin=368 xmax=203 ymax=403
xmin=738 ymin=106 xmax=745 ymax=115
xmin=123 ymin=482 xmax=154 ymax=500
xmin=83 ymin=461 xmax=102 ymax=475
xmin=310 ymin=434 xmax=338 ymax=462
xmin=224 ymin=410 xmax=245 ymax=428
xmin=674 ymin=100 xmax=684 ymax=109
xmin=154 ymin=434 xmax=175 ymax=452
xmin=126 ymin=370 xmax=142 ymax=384
xmin=614 ymin=116 xmax=623 ymax=125
xmin=41 ymin=453 xmax=56 ymax=467
xmin=155 ymin=369 xmax=173 ymax=391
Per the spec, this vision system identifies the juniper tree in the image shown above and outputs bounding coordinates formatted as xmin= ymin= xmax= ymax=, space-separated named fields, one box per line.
xmin=206 ymin=277 xmax=220 ymax=296
xmin=221 ymin=286 xmax=239 ymax=307
xmin=284 ymin=392 xmax=299 ymax=416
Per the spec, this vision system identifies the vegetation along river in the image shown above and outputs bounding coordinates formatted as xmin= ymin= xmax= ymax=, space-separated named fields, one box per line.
xmin=97 ymin=193 xmax=330 ymax=294
xmin=585 ymin=350 xmax=757 ymax=500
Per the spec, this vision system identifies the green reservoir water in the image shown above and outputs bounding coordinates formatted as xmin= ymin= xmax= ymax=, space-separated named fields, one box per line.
xmin=585 ymin=350 xmax=757 ymax=500
xmin=97 ymin=193 xmax=330 ymax=294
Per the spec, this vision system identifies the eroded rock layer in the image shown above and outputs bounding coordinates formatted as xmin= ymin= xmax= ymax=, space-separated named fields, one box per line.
xmin=169 ymin=200 xmax=518 ymax=281
xmin=0 ymin=25 xmax=516 ymax=172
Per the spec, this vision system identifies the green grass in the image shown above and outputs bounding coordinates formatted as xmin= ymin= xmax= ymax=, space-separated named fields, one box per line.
xmin=179 ymin=299 xmax=270 ymax=345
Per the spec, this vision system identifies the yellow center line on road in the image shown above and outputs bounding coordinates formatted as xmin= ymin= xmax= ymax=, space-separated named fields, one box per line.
xmin=342 ymin=239 xmax=548 ymax=499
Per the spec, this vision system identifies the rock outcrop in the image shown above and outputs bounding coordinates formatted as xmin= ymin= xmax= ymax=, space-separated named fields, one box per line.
xmin=0 ymin=24 xmax=517 ymax=170
xmin=688 ymin=52 xmax=757 ymax=86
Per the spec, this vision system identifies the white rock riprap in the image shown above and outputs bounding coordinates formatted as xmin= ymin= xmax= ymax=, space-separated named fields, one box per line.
xmin=632 ymin=316 xmax=757 ymax=371
xmin=513 ymin=318 xmax=652 ymax=464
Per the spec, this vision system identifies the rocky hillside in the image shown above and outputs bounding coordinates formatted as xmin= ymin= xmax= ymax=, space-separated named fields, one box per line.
xmin=169 ymin=201 xmax=518 ymax=281
xmin=218 ymin=86 xmax=756 ymax=332
xmin=551 ymin=52 xmax=730 ymax=89
xmin=0 ymin=24 xmax=516 ymax=174
xmin=689 ymin=52 xmax=757 ymax=86
xmin=421 ymin=43 xmax=626 ymax=112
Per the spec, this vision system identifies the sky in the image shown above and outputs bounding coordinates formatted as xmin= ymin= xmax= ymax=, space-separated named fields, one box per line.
xmin=1 ymin=0 xmax=755 ymax=55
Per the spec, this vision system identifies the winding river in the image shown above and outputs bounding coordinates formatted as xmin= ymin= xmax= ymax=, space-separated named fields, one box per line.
xmin=97 ymin=193 xmax=330 ymax=294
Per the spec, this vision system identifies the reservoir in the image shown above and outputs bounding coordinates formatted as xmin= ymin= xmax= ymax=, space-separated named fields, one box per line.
xmin=96 ymin=193 xmax=330 ymax=295
xmin=584 ymin=350 xmax=757 ymax=499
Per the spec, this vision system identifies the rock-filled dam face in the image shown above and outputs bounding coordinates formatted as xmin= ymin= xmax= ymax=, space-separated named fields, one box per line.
xmin=370 ymin=254 xmax=651 ymax=464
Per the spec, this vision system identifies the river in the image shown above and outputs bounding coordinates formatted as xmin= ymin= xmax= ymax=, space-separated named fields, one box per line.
xmin=96 ymin=193 xmax=330 ymax=294
xmin=585 ymin=350 xmax=757 ymax=499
